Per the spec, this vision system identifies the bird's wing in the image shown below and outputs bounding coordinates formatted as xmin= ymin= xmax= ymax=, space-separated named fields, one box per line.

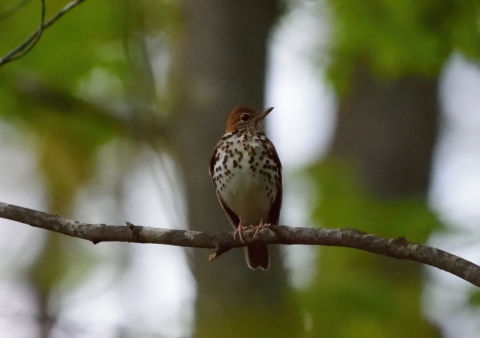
xmin=216 ymin=191 xmax=240 ymax=229
xmin=209 ymin=141 xmax=220 ymax=178
xmin=267 ymin=139 xmax=282 ymax=225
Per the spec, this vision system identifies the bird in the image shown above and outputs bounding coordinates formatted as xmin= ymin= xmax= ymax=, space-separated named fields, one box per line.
xmin=209 ymin=106 xmax=282 ymax=270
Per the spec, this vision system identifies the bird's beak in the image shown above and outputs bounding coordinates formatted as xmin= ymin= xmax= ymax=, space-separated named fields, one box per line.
xmin=256 ymin=107 xmax=274 ymax=121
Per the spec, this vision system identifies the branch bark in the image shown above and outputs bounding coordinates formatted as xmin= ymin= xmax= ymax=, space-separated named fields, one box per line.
xmin=1 ymin=201 xmax=478 ymax=287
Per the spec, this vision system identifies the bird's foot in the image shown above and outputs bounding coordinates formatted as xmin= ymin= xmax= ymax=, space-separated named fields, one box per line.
xmin=234 ymin=224 xmax=247 ymax=243
xmin=253 ymin=221 xmax=270 ymax=238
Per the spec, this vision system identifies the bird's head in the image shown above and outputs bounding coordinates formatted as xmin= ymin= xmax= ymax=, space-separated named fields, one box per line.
xmin=225 ymin=106 xmax=274 ymax=134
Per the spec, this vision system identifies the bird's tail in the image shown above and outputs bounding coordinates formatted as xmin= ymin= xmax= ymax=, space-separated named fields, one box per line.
xmin=245 ymin=244 xmax=269 ymax=270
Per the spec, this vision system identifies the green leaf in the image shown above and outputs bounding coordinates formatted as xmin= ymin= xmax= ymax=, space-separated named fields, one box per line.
xmin=326 ymin=0 xmax=480 ymax=93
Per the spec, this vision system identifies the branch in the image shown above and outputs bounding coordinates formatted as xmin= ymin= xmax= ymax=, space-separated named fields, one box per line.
xmin=0 ymin=0 xmax=86 ymax=67
xmin=1 ymin=201 xmax=479 ymax=287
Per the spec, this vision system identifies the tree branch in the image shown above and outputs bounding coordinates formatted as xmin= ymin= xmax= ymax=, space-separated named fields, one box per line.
xmin=0 ymin=0 xmax=86 ymax=67
xmin=0 ymin=201 xmax=478 ymax=287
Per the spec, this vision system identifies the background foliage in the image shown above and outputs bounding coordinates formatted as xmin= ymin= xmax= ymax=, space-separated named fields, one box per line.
xmin=327 ymin=0 xmax=480 ymax=93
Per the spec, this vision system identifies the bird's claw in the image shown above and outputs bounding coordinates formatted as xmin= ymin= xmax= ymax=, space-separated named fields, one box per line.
xmin=234 ymin=225 xmax=246 ymax=243
xmin=253 ymin=222 xmax=270 ymax=238
xmin=235 ymin=223 xmax=271 ymax=242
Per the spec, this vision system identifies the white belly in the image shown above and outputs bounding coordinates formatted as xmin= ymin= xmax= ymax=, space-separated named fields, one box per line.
xmin=222 ymin=166 xmax=273 ymax=226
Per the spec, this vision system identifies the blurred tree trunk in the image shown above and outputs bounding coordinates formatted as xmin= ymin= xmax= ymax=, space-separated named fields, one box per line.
xmin=305 ymin=62 xmax=441 ymax=337
xmin=332 ymin=65 xmax=438 ymax=198
xmin=170 ymin=1 xmax=301 ymax=337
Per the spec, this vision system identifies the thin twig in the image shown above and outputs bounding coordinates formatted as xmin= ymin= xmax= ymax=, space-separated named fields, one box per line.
xmin=0 ymin=201 xmax=479 ymax=287
xmin=0 ymin=0 xmax=45 ymax=65
xmin=7 ymin=0 xmax=45 ymax=63
xmin=0 ymin=0 xmax=86 ymax=67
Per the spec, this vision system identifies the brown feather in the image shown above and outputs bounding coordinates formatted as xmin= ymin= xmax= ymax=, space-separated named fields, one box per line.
xmin=225 ymin=106 xmax=257 ymax=133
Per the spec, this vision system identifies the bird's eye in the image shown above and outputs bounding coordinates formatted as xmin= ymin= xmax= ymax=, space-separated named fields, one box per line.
xmin=240 ymin=113 xmax=250 ymax=121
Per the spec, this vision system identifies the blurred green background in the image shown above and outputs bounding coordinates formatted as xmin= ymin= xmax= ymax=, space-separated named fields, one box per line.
xmin=0 ymin=0 xmax=480 ymax=337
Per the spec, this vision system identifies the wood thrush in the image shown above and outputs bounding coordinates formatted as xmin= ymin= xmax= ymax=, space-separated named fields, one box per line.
xmin=210 ymin=106 xmax=282 ymax=270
